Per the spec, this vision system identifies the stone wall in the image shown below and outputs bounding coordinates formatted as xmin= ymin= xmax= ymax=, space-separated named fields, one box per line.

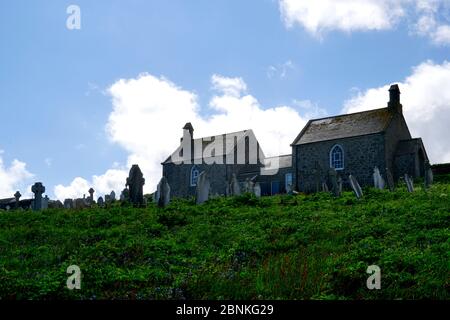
xmin=294 ymin=133 xmax=386 ymax=192
xmin=383 ymin=112 xmax=412 ymax=174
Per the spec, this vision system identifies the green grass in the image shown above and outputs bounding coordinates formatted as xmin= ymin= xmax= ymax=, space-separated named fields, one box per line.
xmin=0 ymin=177 xmax=449 ymax=300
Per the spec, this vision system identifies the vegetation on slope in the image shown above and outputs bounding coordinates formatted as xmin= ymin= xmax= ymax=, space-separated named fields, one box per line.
xmin=0 ymin=178 xmax=449 ymax=300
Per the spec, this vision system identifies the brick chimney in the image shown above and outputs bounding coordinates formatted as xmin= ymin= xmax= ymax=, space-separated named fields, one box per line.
xmin=388 ymin=84 xmax=402 ymax=113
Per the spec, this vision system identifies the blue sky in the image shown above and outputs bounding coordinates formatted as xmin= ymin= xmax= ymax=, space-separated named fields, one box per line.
xmin=0 ymin=0 xmax=449 ymax=200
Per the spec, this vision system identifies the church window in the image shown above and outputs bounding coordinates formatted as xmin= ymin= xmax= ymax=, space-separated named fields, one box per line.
xmin=330 ymin=145 xmax=344 ymax=170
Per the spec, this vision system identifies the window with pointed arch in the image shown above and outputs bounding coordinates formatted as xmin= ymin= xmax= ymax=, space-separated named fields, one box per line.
xmin=190 ymin=166 xmax=200 ymax=186
xmin=330 ymin=145 xmax=344 ymax=170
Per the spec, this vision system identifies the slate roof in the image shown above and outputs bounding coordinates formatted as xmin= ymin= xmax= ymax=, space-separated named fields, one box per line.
xmin=292 ymin=107 xmax=394 ymax=145
xmin=163 ymin=129 xmax=265 ymax=164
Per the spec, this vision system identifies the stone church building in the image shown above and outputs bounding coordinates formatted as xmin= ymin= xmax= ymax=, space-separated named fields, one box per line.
xmin=162 ymin=84 xmax=429 ymax=196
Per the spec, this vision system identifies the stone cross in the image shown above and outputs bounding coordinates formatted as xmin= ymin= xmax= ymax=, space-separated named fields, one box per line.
xmin=386 ymin=167 xmax=395 ymax=192
xmin=14 ymin=191 xmax=21 ymax=209
xmin=348 ymin=175 xmax=363 ymax=199
xmin=126 ymin=165 xmax=145 ymax=207
xmin=156 ymin=176 xmax=171 ymax=207
xmin=31 ymin=182 xmax=46 ymax=211
xmin=88 ymin=188 xmax=95 ymax=204
xmin=196 ymin=171 xmax=210 ymax=205
xmin=373 ymin=167 xmax=385 ymax=190
xmin=404 ymin=174 xmax=414 ymax=193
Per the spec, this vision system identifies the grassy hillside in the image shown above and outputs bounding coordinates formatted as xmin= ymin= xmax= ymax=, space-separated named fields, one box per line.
xmin=0 ymin=178 xmax=449 ymax=300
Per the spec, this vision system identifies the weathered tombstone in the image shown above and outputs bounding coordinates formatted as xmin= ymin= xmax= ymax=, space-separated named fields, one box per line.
xmin=97 ymin=196 xmax=104 ymax=207
xmin=286 ymin=184 xmax=293 ymax=195
xmin=404 ymin=174 xmax=414 ymax=193
xmin=322 ymin=182 xmax=329 ymax=192
xmin=196 ymin=171 xmax=210 ymax=204
xmin=31 ymin=182 xmax=46 ymax=211
xmin=386 ymin=167 xmax=395 ymax=192
xmin=329 ymin=169 xmax=340 ymax=197
xmin=74 ymin=198 xmax=87 ymax=209
xmin=110 ymin=191 xmax=116 ymax=202
xmin=337 ymin=176 xmax=343 ymax=195
xmin=14 ymin=191 xmax=21 ymax=209
xmin=42 ymin=195 xmax=49 ymax=210
xmin=126 ymin=165 xmax=145 ymax=207
xmin=424 ymin=160 xmax=433 ymax=189
xmin=373 ymin=167 xmax=385 ymax=190
xmin=64 ymin=199 xmax=73 ymax=209
xmin=105 ymin=194 xmax=111 ymax=204
xmin=230 ymin=173 xmax=241 ymax=196
xmin=253 ymin=182 xmax=261 ymax=198
xmin=156 ymin=176 xmax=171 ymax=207
xmin=50 ymin=200 xmax=64 ymax=209
xmin=88 ymin=188 xmax=95 ymax=204
xmin=120 ymin=188 xmax=130 ymax=202
xmin=6 ymin=205 xmax=10 ymax=211
xmin=348 ymin=175 xmax=363 ymax=199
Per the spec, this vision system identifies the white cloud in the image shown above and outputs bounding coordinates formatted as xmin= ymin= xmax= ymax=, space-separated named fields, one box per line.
xmin=56 ymin=73 xmax=313 ymax=197
xmin=0 ymin=155 xmax=34 ymax=199
xmin=279 ymin=0 xmax=450 ymax=45
xmin=279 ymin=0 xmax=405 ymax=36
xmin=267 ymin=60 xmax=296 ymax=79
xmin=54 ymin=168 xmax=128 ymax=201
xmin=343 ymin=60 xmax=450 ymax=163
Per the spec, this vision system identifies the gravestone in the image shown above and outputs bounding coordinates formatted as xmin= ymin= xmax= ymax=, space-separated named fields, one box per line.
xmin=373 ymin=167 xmax=385 ymax=190
xmin=42 ymin=195 xmax=49 ymax=210
xmin=253 ymin=182 xmax=261 ymax=198
xmin=196 ymin=171 xmax=210 ymax=204
xmin=322 ymin=182 xmax=329 ymax=192
xmin=110 ymin=191 xmax=116 ymax=202
xmin=348 ymin=175 xmax=363 ymax=199
xmin=14 ymin=191 xmax=21 ymax=209
xmin=230 ymin=174 xmax=241 ymax=196
xmin=120 ymin=188 xmax=130 ymax=202
xmin=31 ymin=182 xmax=46 ymax=211
xmin=386 ymin=167 xmax=395 ymax=192
xmin=126 ymin=165 xmax=145 ymax=207
xmin=404 ymin=174 xmax=414 ymax=193
xmin=50 ymin=200 xmax=64 ymax=209
xmin=64 ymin=199 xmax=73 ymax=209
xmin=286 ymin=183 xmax=293 ymax=195
xmin=74 ymin=198 xmax=87 ymax=209
xmin=88 ymin=188 xmax=95 ymax=204
xmin=424 ymin=160 xmax=433 ymax=189
xmin=329 ymin=169 xmax=340 ymax=197
xmin=337 ymin=176 xmax=343 ymax=195
xmin=97 ymin=196 xmax=104 ymax=207
xmin=156 ymin=176 xmax=171 ymax=207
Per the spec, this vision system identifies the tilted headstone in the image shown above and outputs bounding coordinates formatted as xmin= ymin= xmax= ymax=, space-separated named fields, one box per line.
xmin=14 ymin=191 xmax=21 ymax=209
xmin=64 ymin=199 xmax=73 ymax=209
xmin=348 ymin=175 xmax=363 ymax=199
xmin=329 ymin=169 xmax=340 ymax=197
xmin=156 ymin=176 xmax=171 ymax=207
xmin=386 ymin=167 xmax=395 ymax=192
xmin=404 ymin=174 xmax=414 ymax=193
xmin=424 ymin=160 xmax=433 ymax=189
xmin=97 ymin=196 xmax=104 ymax=207
xmin=196 ymin=171 xmax=210 ymax=204
xmin=373 ymin=167 xmax=385 ymax=190
xmin=253 ymin=182 xmax=261 ymax=198
xmin=126 ymin=165 xmax=145 ymax=207
xmin=230 ymin=173 xmax=241 ymax=196
xmin=31 ymin=182 xmax=46 ymax=211
xmin=322 ymin=182 xmax=329 ymax=192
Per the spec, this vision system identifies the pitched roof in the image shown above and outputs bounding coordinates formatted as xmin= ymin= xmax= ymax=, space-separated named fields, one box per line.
xmin=292 ymin=107 xmax=394 ymax=145
xmin=163 ymin=129 xmax=265 ymax=164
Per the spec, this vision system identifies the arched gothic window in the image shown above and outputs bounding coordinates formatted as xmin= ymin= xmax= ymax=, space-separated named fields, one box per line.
xmin=330 ymin=145 xmax=344 ymax=170
xmin=190 ymin=166 xmax=200 ymax=186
